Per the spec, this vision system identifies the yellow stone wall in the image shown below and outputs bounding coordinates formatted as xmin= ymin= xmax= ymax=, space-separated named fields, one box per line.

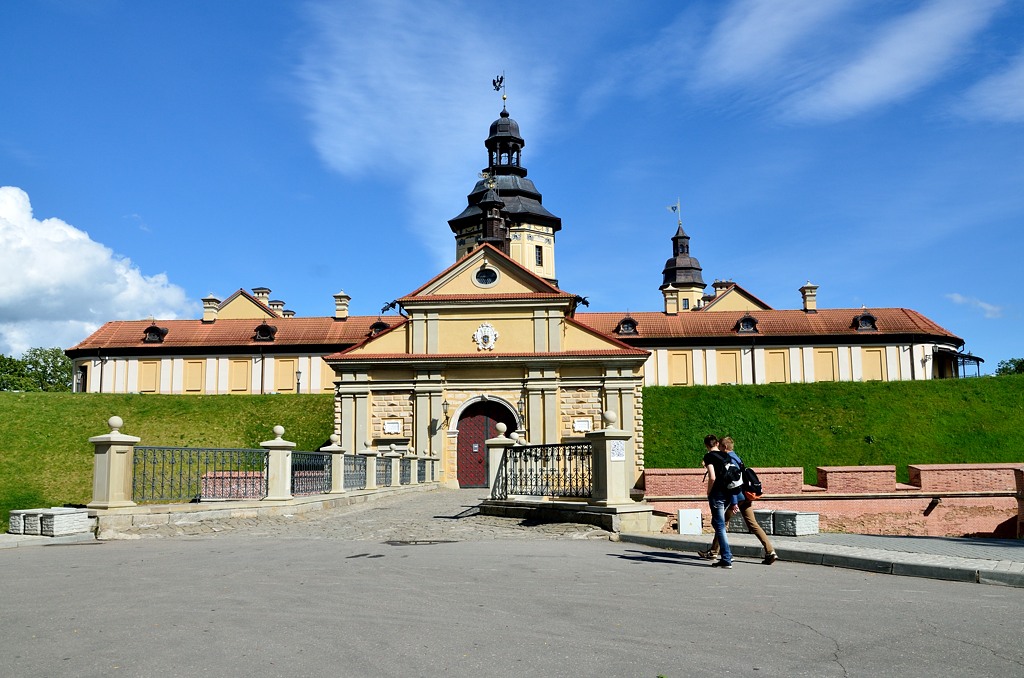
xmin=559 ymin=387 xmax=603 ymax=438
xmin=372 ymin=391 xmax=414 ymax=439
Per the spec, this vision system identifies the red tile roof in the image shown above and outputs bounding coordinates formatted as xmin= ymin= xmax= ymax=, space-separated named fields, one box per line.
xmin=401 ymin=292 xmax=574 ymax=303
xmin=575 ymin=308 xmax=962 ymax=343
xmin=66 ymin=316 xmax=405 ymax=355
xmin=325 ymin=349 xmax=649 ymax=361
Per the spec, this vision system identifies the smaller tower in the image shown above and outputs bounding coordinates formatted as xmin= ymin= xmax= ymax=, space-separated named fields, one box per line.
xmin=660 ymin=209 xmax=706 ymax=314
xmin=477 ymin=180 xmax=510 ymax=255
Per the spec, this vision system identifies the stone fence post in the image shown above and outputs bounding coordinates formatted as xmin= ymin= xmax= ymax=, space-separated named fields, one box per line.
xmin=361 ymin=442 xmax=379 ymax=490
xmin=586 ymin=411 xmax=633 ymax=506
xmin=262 ymin=425 xmax=295 ymax=501
xmin=487 ymin=423 xmax=516 ymax=499
xmin=320 ymin=434 xmax=346 ymax=494
xmin=386 ymin=444 xmax=402 ymax=485
xmin=87 ymin=416 xmax=140 ymax=509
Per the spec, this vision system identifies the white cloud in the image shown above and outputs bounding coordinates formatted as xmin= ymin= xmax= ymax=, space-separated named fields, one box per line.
xmin=295 ymin=0 xmax=556 ymax=267
xmin=958 ymin=49 xmax=1024 ymax=122
xmin=0 ymin=186 xmax=196 ymax=356
xmin=695 ymin=0 xmax=852 ymax=88
xmin=787 ymin=0 xmax=1002 ymax=121
xmin=946 ymin=292 xmax=1002 ymax=319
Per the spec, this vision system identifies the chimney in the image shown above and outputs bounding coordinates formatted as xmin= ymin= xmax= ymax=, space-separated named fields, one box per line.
xmin=282 ymin=309 xmax=295 ymax=318
xmin=202 ymin=295 xmax=220 ymax=323
xmin=333 ymin=290 xmax=351 ymax=320
xmin=712 ymin=280 xmax=732 ymax=297
xmin=269 ymin=300 xmax=285 ymax=316
xmin=252 ymin=287 xmax=271 ymax=305
xmin=800 ymin=281 xmax=818 ymax=313
xmin=662 ymin=284 xmax=679 ymax=316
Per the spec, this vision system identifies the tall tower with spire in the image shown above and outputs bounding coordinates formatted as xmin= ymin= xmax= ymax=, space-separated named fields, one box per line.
xmin=660 ymin=203 xmax=706 ymax=314
xmin=449 ymin=94 xmax=561 ymax=284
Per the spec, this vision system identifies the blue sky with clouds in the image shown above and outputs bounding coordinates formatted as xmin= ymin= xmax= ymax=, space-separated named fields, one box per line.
xmin=1 ymin=0 xmax=1021 ymax=372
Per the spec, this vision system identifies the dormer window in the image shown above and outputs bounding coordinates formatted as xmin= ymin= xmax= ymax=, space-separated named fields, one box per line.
xmin=253 ymin=322 xmax=277 ymax=342
xmin=142 ymin=325 xmax=168 ymax=343
xmin=369 ymin=320 xmax=390 ymax=336
xmin=736 ymin=314 xmax=758 ymax=334
xmin=615 ymin=317 xmax=638 ymax=335
xmin=853 ymin=312 xmax=877 ymax=332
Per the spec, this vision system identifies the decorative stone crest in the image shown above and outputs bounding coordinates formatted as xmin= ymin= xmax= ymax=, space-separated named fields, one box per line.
xmin=473 ymin=322 xmax=499 ymax=351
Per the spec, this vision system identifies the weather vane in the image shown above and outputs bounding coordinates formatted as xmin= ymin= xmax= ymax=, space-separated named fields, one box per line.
xmin=666 ymin=198 xmax=682 ymax=228
xmin=493 ymin=72 xmax=506 ymax=106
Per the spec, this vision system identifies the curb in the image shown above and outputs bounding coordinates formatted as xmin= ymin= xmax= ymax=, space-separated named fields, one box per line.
xmin=618 ymin=533 xmax=1024 ymax=588
xmin=0 ymin=532 xmax=97 ymax=549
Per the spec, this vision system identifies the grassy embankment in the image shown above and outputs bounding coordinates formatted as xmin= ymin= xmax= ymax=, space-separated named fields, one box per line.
xmin=2 ymin=376 xmax=1022 ymax=530
xmin=0 ymin=392 xmax=335 ymax=530
xmin=643 ymin=375 xmax=1024 ymax=483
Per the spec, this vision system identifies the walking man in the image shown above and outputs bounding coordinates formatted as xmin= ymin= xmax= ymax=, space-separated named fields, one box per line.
xmin=699 ymin=436 xmax=778 ymax=565
xmin=702 ymin=434 xmax=734 ymax=569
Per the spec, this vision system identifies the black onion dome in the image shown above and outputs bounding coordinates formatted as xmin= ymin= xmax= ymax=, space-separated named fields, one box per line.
xmin=488 ymin=108 xmax=523 ymax=144
xmin=661 ymin=225 xmax=706 ymax=288
xmin=449 ymin=108 xmax=561 ymax=233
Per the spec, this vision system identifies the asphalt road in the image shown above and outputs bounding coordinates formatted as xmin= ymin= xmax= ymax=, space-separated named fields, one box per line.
xmin=2 ymin=490 xmax=1021 ymax=678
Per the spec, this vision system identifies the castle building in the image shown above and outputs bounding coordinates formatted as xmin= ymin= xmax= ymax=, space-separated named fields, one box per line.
xmin=66 ymin=107 xmax=967 ymax=488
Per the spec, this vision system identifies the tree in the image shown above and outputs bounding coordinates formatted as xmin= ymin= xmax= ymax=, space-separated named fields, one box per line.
xmin=21 ymin=347 xmax=73 ymax=391
xmin=0 ymin=347 xmax=73 ymax=392
xmin=0 ymin=354 xmax=33 ymax=391
xmin=994 ymin=358 xmax=1024 ymax=376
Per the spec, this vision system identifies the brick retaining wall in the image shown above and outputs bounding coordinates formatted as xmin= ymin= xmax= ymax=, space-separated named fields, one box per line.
xmin=644 ymin=462 xmax=1023 ymax=538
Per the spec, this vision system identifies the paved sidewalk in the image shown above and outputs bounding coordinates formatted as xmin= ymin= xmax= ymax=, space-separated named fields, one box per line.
xmin=4 ymin=488 xmax=1022 ymax=588
xmin=619 ymin=529 xmax=1024 ymax=587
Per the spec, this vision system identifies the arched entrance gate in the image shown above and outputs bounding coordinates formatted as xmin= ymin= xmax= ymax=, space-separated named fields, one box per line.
xmin=455 ymin=399 xmax=518 ymax=487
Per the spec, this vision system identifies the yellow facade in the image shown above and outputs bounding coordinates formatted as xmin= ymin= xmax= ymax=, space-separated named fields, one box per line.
xmin=814 ymin=348 xmax=839 ymax=382
xmin=183 ymin=359 xmax=205 ymax=393
xmin=765 ymin=349 xmax=790 ymax=384
xmin=328 ymin=245 xmax=648 ymax=488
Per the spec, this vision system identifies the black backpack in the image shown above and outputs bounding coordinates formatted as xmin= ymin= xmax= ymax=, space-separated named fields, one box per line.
xmin=742 ymin=466 xmax=763 ymax=500
xmin=714 ymin=451 xmax=744 ymax=491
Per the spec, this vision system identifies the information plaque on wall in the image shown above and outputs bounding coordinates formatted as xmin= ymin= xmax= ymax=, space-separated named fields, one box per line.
xmin=610 ymin=439 xmax=626 ymax=461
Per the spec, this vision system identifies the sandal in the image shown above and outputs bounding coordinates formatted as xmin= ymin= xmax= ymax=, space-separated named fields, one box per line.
xmin=697 ymin=549 xmax=716 ymax=559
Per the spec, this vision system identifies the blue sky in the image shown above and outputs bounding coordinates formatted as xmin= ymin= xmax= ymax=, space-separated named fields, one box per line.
xmin=1 ymin=0 xmax=1022 ymax=372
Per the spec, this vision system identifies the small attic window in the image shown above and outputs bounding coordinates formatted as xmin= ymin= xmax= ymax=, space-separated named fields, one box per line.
xmin=736 ymin=314 xmax=758 ymax=334
xmin=369 ymin=320 xmax=390 ymax=336
xmin=253 ymin=322 xmax=277 ymax=342
xmin=853 ymin=312 xmax=877 ymax=332
xmin=474 ymin=266 xmax=498 ymax=287
xmin=142 ymin=325 xmax=169 ymax=343
xmin=615 ymin=317 xmax=638 ymax=335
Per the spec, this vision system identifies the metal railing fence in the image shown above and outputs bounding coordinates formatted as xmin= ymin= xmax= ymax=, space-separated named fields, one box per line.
xmin=377 ymin=458 xmax=393 ymax=487
xmin=345 ymin=454 xmax=367 ymax=490
xmin=417 ymin=459 xmax=427 ymax=483
xmin=491 ymin=443 xmax=593 ymax=500
xmin=400 ymin=459 xmax=411 ymax=485
xmin=292 ymin=451 xmax=332 ymax=496
xmin=133 ymin=447 xmax=269 ymax=503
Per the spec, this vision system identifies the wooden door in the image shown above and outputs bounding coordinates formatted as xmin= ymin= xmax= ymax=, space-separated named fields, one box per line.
xmin=456 ymin=401 xmax=517 ymax=488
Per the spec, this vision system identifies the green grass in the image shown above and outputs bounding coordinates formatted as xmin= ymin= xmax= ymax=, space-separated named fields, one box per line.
xmin=643 ymin=375 xmax=1024 ymax=483
xmin=0 ymin=393 xmax=334 ymax=530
